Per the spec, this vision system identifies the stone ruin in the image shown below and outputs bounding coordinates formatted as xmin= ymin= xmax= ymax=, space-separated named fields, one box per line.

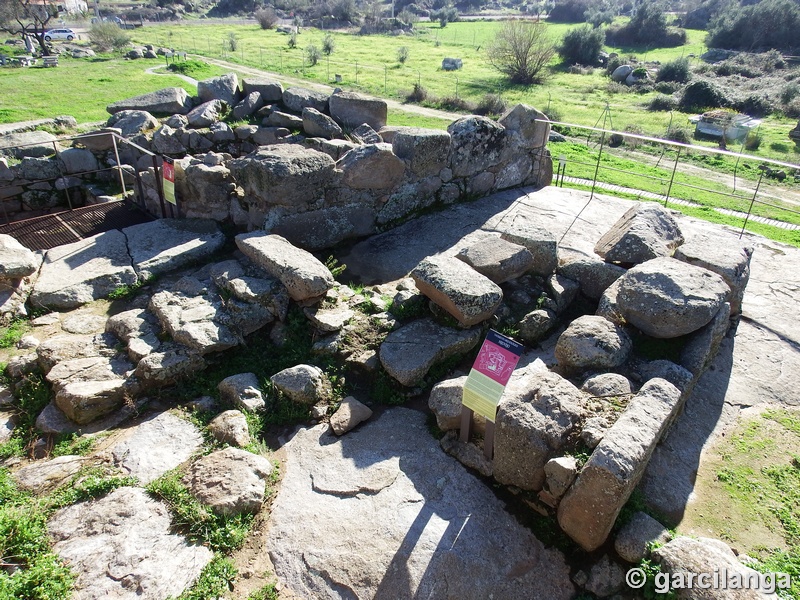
xmin=0 ymin=72 xmax=761 ymax=598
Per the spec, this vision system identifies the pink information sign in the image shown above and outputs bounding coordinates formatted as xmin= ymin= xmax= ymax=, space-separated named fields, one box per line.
xmin=472 ymin=329 xmax=524 ymax=386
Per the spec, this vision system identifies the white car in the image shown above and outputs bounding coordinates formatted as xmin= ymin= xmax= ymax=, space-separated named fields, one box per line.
xmin=44 ymin=28 xmax=76 ymax=41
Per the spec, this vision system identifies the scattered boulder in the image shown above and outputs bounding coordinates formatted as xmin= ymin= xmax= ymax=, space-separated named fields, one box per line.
xmin=271 ymin=364 xmax=332 ymax=405
xmin=330 ymin=396 xmax=373 ymax=435
xmin=265 ymin=110 xmax=303 ymax=129
xmin=494 ymin=370 xmax=586 ymax=491
xmin=187 ymin=100 xmax=225 ymax=128
xmin=338 ymin=143 xmax=405 ymax=190
xmin=391 ymin=127 xmax=451 ymax=178
xmin=0 ymin=131 xmax=59 ymax=158
xmin=442 ymin=57 xmax=463 ymax=70
xmin=611 ymin=64 xmax=634 ymax=82
xmin=106 ymin=87 xmax=192 ymax=115
xmin=456 ymin=236 xmax=534 ymax=284
xmin=548 ymin=274 xmax=580 ymax=313
xmin=498 ymin=219 xmax=558 ymax=276
xmin=582 ymin=373 xmax=633 ymax=397
xmin=518 ymin=308 xmax=557 ymax=344
xmin=558 ymin=378 xmax=682 ymax=551
xmin=243 ymin=77 xmax=283 ymax=103
xmin=282 ymin=87 xmax=328 ymax=114
xmin=558 ymin=250 xmax=627 ymax=300
xmin=13 ymin=454 xmax=88 ymax=493
xmin=328 ymin=90 xmax=388 ymax=130
xmin=185 ymin=447 xmax=273 ymax=515
xmin=134 ymin=347 xmax=206 ymax=387
xmin=197 ymin=73 xmax=239 ymax=107
xmin=498 ymin=103 xmax=551 ymax=149
xmin=379 ymin=318 xmax=481 ymax=386
xmin=615 ymin=511 xmax=671 ymax=563
xmin=411 ymin=254 xmax=503 ymax=327
xmin=302 ymin=107 xmax=342 ymax=139
xmin=584 ymin=555 xmax=626 ymax=598
xmin=232 ymin=91 xmax=264 ymax=120
xmin=0 ymin=233 xmax=39 ymax=278
xmin=0 ymin=410 xmax=15 ymax=442
xmin=48 ymin=487 xmax=213 ymax=599
xmin=555 ymin=315 xmax=632 ymax=371
xmin=595 ymin=203 xmax=684 ymax=265
xmin=218 ymin=372 xmax=265 ymax=412
xmin=616 ymin=257 xmax=729 ymax=338
xmin=448 ymin=116 xmax=507 ymax=178
xmin=59 ymin=147 xmax=99 ymax=175
xmin=106 ymin=110 xmax=159 ymax=137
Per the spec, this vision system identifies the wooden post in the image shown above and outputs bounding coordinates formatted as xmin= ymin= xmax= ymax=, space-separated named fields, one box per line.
xmin=459 ymin=406 xmax=473 ymax=443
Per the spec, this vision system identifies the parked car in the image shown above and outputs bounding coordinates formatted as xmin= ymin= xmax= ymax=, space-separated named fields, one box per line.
xmin=44 ymin=28 xmax=76 ymax=41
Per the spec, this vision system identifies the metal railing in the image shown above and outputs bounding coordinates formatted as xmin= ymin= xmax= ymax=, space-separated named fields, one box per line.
xmin=545 ymin=119 xmax=800 ymax=240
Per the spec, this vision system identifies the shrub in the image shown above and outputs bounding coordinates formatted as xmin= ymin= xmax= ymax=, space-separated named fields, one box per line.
xmin=559 ymin=24 xmax=604 ymax=66
xmin=406 ymin=82 xmax=427 ymax=102
xmin=288 ymin=32 xmax=297 ymax=49
xmin=305 ymin=44 xmax=320 ymax=66
xmin=744 ymin=131 xmax=762 ymax=151
xmin=784 ymin=98 xmax=800 ymax=119
xmin=430 ymin=6 xmax=458 ymax=27
xmin=648 ymin=94 xmax=679 ymax=111
xmin=623 ymin=124 xmax=645 ymax=148
xmin=437 ymin=95 xmax=475 ymax=112
xmin=665 ymin=125 xmax=692 ymax=143
xmin=88 ymin=22 xmax=131 ymax=51
xmin=322 ymin=33 xmax=335 ymax=56
xmin=654 ymin=80 xmax=682 ymax=94
xmin=548 ymin=0 xmax=591 ymax=23
xmin=605 ymin=55 xmax=623 ymax=76
xmin=255 ymin=7 xmax=278 ymax=29
xmin=605 ymin=0 xmax=687 ymax=48
xmin=226 ymin=32 xmax=237 ymax=52
xmin=656 ymin=57 xmax=690 ymax=83
xmin=679 ymin=79 xmax=728 ymax=112
xmin=396 ymin=46 xmax=409 ymax=64
xmin=780 ymin=82 xmax=800 ymax=105
xmin=475 ymin=93 xmax=507 ymax=117
xmin=734 ymin=94 xmax=774 ymax=118
xmin=486 ymin=20 xmax=555 ymax=84
xmin=706 ymin=0 xmax=800 ymax=53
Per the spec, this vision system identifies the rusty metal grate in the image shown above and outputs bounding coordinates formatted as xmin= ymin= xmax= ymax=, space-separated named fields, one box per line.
xmin=0 ymin=200 xmax=154 ymax=251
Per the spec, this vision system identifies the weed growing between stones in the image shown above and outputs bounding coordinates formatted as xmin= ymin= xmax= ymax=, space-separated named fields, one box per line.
xmin=0 ymin=373 xmax=52 ymax=460
xmin=47 ymin=466 xmax=138 ymax=511
xmin=146 ymin=469 xmax=254 ymax=553
xmin=0 ymin=319 xmax=29 ymax=349
xmin=50 ymin=433 xmax=101 ymax=457
xmin=247 ymin=580 xmax=279 ymax=600
xmin=174 ymin=554 xmax=237 ymax=600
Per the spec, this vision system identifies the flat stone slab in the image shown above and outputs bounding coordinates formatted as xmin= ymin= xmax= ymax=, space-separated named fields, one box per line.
xmin=267 ymin=408 xmax=575 ymax=600
xmin=48 ymin=487 xmax=213 ymax=600
xmin=379 ymin=318 xmax=481 ymax=386
xmin=123 ymin=218 xmax=225 ymax=281
xmin=108 ymin=411 xmax=204 ymax=485
xmin=30 ymin=230 xmax=137 ymax=310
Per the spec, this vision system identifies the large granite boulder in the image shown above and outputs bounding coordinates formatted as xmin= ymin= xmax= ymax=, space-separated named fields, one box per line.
xmin=496 ymin=218 xmax=558 ymax=276
xmin=0 ymin=234 xmax=39 ymax=278
xmin=456 ymin=236 xmax=534 ymax=284
xmin=498 ymin=103 xmax=550 ymax=148
xmin=106 ymin=87 xmax=192 ymax=115
xmin=232 ymin=91 xmax=264 ymax=120
xmin=181 ymin=162 xmax=233 ymax=221
xmin=151 ymin=125 xmax=187 ymax=155
xmin=187 ymin=99 xmax=225 ymax=128
xmin=282 ymin=87 xmax=328 ymax=114
xmin=185 ymin=447 xmax=274 ymax=515
xmin=555 ymin=315 xmax=632 ymax=371
xmin=243 ymin=77 xmax=283 ymax=103
xmin=59 ymin=148 xmax=99 ymax=175
xmin=302 ymin=107 xmax=342 ymax=139
xmin=197 ymin=73 xmax=239 ymax=106
xmin=0 ymin=130 xmax=59 ymax=158
xmin=270 ymin=364 xmax=332 ymax=404
xmin=379 ymin=318 xmax=480 ymax=386
xmin=615 ymin=511 xmax=671 ymax=563
xmin=391 ymin=128 xmax=451 ymax=178
xmin=106 ymin=110 xmax=159 ymax=137
xmin=558 ymin=250 xmax=627 ymax=300
xmin=337 ymin=143 xmax=405 ymax=190
xmin=411 ymin=255 xmax=503 ymax=327
xmin=616 ymin=257 xmax=729 ymax=338
xmin=229 ymin=144 xmax=336 ymax=209
xmin=48 ymin=487 xmax=213 ymax=599
xmin=30 ymin=230 xmax=137 ymax=310
xmin=236 ymin=232 xmax=335 ymax=301
xmin=448 ymin=116 xmax=506 ymax=178
xmin=328 ymin=90 xmax=388 ymax=131
xmin=594 ymin=203 xmax=684 ymax=265
xmin=557 ymin=378 xmax=682 ymax=551
xmin=494 ymin=370 xmax=587 ymax=491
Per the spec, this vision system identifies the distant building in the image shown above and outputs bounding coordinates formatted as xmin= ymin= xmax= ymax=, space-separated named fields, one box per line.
xmin=58 ymin=0 xmax=88 ymax=14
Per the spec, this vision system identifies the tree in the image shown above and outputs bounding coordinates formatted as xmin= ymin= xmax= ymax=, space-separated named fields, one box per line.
xmin=88 ymin=21 xmax=131 ymax=52
xmin=706 ymin=0 xmax=800 ymax=53
xmin=559 ymin=24 xmax=603 ymax=66
xmin=255 ymin=7 xmax=279 ymax=29
xmin=486 ymin=19 xmax=555 ymax=84
xmin=0 ymin=0 xmax=60 ymax=56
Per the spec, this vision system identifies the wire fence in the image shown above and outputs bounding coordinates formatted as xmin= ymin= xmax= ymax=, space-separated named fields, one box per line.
xmin=546 ymin=119 xmax=800 ymax=239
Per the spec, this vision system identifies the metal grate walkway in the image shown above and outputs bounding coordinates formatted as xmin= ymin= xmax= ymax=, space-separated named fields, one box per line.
xmin=0 ymin=201 xmax=154 ymax=251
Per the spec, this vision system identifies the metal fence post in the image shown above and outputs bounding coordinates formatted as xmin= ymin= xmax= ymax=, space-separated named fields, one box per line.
xmin=740 ymin=170 xmax=765 ymax=239
xmin=112 ymin=135 xmax=128 ymax=200
xmin=664 ymin=146 xmax=681 ymax=207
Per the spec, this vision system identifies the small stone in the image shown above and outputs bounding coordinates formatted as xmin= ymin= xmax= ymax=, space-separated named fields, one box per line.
xmin=208 ymin=410 xmax=251 ymax=447
xmin=218 ymin=373 xmax=265 ymax=412
xmin=270 ymin=364 xmax=332 ymax=405
xmin=544 ymin=456 xmax=578 ymax=499
xmin=615 ymin=511 xmax=671 ymax=563
xmin=330 ymin=396 xmax=373 ymax=435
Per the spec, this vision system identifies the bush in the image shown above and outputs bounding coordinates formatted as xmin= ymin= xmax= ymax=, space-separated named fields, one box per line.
xmin=430 ymin=6 xmax=458 ymax=27
xmin=666 ymin=125 xmax=692 ymax=144
xmin=734 ymin=94 xmax=774 ymax=118
xmin=322 ymin=33 xmax=335 ymax=55
xmin=706 ymin=0 xmax=800 ymax=53
xmin=656 ymin=57 xmax=691 ymax=83
xmin=744 ymin=131 xmax=762 ymax=151
xmin=679 ymin=79 xmax=728 ymax=112
xmin=780 ymin=82 xmax=800 ymax=105
xmin=648 ymin=94 xmax=678 ymax=111
xmin=288 ymin=32 xmax=297 ymax=49
xmin=88 ymin=22 xmax=131 ymax=51
xmin=605 ymin=55 xmax=623 ymax=76
xmin=437 ymin=95 xmax=475 ymax=112
xmin=783 ymin=98 xmax=800 ymax=118
xmin=605 ymin=0 xmax=687 ymax=48
xmin=559 ymin=25 xmax=604 ymax=67
xmin=305 ymin=44 xmax=320 ymax=66
xmin=486 ymin=20 xmax=555 ymax=84
xmin=255 ymin=7 xmax=278 ymax=29
xmin=475 ymin=93 xmax=507 ymax=117
xmin=654 ymin=81 xmax=682 ymax=94
xmin=226 ymin=32 xmax=237 ymax=52
xmin=396 ymin=46 xmax=409 ymax=64
xmin=548 ymin=0 xmax=590 ymax=23
xmin=406 ymin=82 xmax=427 ymax=102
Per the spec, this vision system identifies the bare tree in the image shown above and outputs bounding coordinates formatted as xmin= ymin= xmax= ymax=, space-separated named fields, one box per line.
xmin=0 ymin=0 xmax=60 ymax=55
xmin=485 ymin=20 xmax=555 ymax=84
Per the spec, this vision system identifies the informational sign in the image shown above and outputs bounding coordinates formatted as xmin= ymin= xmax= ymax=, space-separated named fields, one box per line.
xmin=462 ymin=330 xmax=524 ymax=423
xmin=162 ymin=158 xmax=176 ymax=205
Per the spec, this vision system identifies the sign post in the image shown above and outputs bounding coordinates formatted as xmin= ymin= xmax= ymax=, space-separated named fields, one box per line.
xmin=162 ymin=158 xmax=176 ymax=206
xmin=460 ymin=330 xmax=524 ymax=459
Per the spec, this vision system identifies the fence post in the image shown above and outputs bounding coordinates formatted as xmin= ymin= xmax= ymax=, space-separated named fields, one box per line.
xmin=664 ymin=146 xmax=681 ymax=207
xmin=355 ymin=60 xmax=359 ymax=84
xmin=151 ymin=154 xmax=168 ymax=219
xmin=740 ymin=170 xmax=765 ymax=239
xmin=384 ymin=65 xmax=387 ymax=94
xmin=52 ymin=141 xmax=73 ymax=211
xmin=112 ymin=135 xmax=128 ymax=202
xmin=455 ymin=76 xmax=459 ymax=98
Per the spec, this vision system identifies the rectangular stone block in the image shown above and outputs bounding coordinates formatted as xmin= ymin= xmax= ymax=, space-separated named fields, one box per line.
xmin=557 ymin=378 xmax=681 ymax=551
